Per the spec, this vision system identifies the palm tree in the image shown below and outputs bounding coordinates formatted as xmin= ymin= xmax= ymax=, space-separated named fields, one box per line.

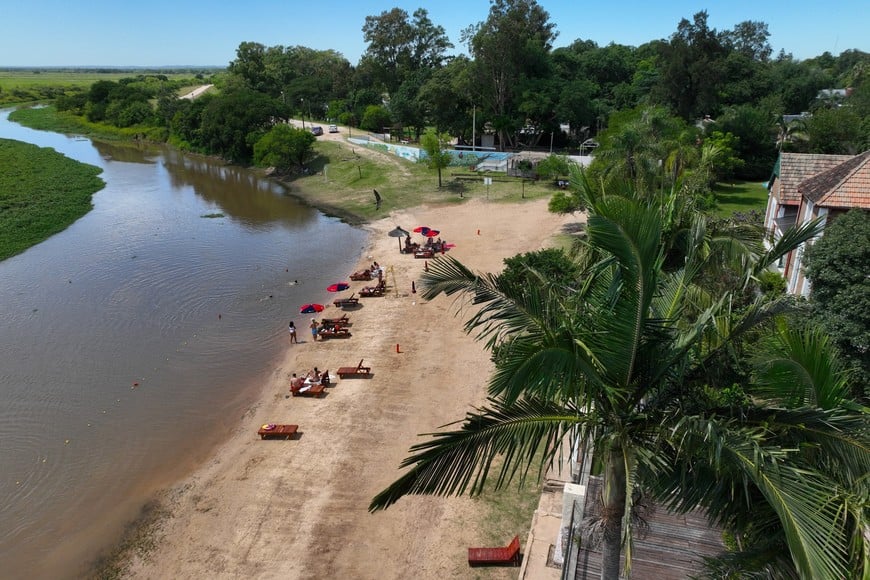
xmin=369 ymin=177 xmax=869 ymax=579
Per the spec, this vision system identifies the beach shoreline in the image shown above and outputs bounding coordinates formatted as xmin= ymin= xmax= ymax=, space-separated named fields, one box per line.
xmin=117 ymin=198 xmax=578 ymax=579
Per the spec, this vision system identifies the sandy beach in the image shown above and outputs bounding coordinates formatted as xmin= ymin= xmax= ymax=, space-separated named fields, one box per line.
xmin=124 ymin=197 xmax=577 ymax=579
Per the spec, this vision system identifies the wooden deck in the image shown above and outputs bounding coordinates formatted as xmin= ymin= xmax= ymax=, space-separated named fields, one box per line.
xmin=574 ymin=476 xmax=725 ymax=580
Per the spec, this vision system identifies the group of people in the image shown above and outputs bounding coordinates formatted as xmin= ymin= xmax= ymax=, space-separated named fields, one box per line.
xmin=403 ymin=234 xmax=446 ymax=254
xmin=289 ymin=367 xmax=330 ymax=391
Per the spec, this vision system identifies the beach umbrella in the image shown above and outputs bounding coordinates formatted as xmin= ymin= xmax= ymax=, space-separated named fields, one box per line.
xmin=326 ymin=282 xmax=350 ymax=292
xmin=424 ymin=229 xmax=440 ymax=238
xmin=388 ymin=226 xmax=410 ymax=252
xmin=413 ymin=226 xmax=431 ymax=235
xmin=299 ymin=303 xmax=324 ymax=314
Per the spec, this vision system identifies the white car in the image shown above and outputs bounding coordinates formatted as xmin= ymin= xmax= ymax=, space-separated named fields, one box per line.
xmin=328 ymin=124 xmax=339 ymax=133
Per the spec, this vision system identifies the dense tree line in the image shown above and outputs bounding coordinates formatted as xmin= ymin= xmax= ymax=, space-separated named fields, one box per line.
xmin=51 ymin=3 xmax=868 ymax=174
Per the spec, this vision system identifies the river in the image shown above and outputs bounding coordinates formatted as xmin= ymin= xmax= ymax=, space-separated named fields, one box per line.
xmin=0 ymin=110 xmax=367 ymax=578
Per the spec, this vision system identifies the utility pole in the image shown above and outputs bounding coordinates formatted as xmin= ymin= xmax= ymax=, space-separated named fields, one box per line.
xmin=472 ymin=105 xmax=476 ymax=152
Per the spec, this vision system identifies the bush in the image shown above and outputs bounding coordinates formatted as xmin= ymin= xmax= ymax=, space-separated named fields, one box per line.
xmin=758 ymin=270 xmax=787 ymax=297
xmin=360 ymin=105 xmax=392 ymax=132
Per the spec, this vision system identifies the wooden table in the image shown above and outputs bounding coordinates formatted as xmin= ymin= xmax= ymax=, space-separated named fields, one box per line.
xmin=258 ymin=424 xmax=299 ymax=439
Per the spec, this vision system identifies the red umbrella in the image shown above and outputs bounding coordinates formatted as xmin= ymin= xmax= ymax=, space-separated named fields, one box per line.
xmin=413 ymin=226 xmax=432 ymax=235
xmin=425 ymin=229 xmax=440 ymax=238
xmin=299 ymin=303 xmax=324 ymax=313
xmin=326 ymin=282 xmax=350 ymax=292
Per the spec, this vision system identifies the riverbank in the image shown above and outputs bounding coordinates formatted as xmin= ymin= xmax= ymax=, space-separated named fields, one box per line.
xmin=116 ymin=197 xmax=578 ymax=579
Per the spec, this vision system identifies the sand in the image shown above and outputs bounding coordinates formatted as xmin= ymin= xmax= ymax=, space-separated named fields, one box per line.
xmin=124 ymin=198 xmax=577 ymax=579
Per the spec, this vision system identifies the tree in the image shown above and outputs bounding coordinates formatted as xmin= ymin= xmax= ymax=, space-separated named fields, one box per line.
xmin=535 ymin=154 xmax=571 ymax=180
xmin=463 ymin=0 xmax=556 ymax=150
xmin=722 ymin=20 xmax=772 ymax=62
xmin=805 ymin=106 xmax=865 ymax=154
xmin=199 ymin=88 xmax=281 ymax=163
xmin=253 ymin=124 xmax=316 ymax=171
xmin=360 ymin=104 xmax=392 ymax=133
xmin=652 ymin=11 xmax=728 ymax=119
xmin=803 ymin=209 xmax=870 ymax=399
xmin=420 ymin=128 xmax=453 ymax=188
xmin=716 ymin=103 xmax=779 ymax=178
xmin=369 ymin=177 xmax=868 ymax=579
xmin=418 ymin=56 xmax=474 ymax=136
xmin=362 ymin=8 xmax=452 ymax=94
xmin=498 ymin=248 xmax=579 ymax=291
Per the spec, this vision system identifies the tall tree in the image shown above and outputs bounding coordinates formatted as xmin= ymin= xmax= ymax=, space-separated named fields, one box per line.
xmin=462 ymin=0 xmax=556 ymax=150
xmin=653 ymin=11 xmax=728 ymax=119
xmin=369 ymin=177 xmax=868 ymax=580
xmin=362 ymin=8 xmax=452 ymax=95
xmin=199 ymin=88 xmax=281 ymax=163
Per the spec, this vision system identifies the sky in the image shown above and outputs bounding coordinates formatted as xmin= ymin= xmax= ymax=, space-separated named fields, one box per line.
xmin=1 ymin=0 xmax=867 ymax=68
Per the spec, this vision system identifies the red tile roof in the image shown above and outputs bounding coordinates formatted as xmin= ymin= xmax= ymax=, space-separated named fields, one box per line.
xmin=798 ymin=151 xmax=870 ymax=209
xmin=773 ymin=153 xmax=853 ymax=205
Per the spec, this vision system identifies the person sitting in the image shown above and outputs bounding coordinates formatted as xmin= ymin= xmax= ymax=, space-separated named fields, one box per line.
xmin=320 ymin=369 xmax=330 ymax=386
xmin=312 ymin=367 xmax=322 ymax=382
xmin=290 ymin=373 xmax=303 ymax=392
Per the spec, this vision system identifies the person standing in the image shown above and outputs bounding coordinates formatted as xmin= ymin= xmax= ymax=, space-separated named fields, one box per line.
xmin=288 ymin=321 xmax=298 ymax=343
xmin=310 ymin=318 xmax=319 ymax=341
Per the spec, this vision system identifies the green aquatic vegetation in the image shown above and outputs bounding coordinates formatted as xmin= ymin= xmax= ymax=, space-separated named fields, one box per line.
xmin=0 ymin=138 xmax=104 ymax=261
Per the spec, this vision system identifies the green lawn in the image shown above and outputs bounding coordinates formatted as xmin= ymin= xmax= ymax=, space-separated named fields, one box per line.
xmin=712 ymin=180 xmax=768 ymax=218
xmin=279 ymin=140 xmax=561 ymax=223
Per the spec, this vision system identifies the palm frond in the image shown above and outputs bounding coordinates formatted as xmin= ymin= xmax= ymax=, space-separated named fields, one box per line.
xmin=753 ymin=218 xmax=824 ymax=279
xmin=753 ymin=322 xmax=853 ymax=409
xmin=369 ymin=398 xmax=591 ymax=512
xmin=666 ymin=415 xmax=857 ymax=579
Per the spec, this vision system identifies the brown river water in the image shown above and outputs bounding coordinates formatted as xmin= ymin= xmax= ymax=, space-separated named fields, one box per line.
xmin=0 ymin=110 xmax=366 ymax=578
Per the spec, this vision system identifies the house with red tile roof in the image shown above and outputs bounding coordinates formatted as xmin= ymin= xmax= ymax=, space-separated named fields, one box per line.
xmin=764 ymin=151 xmax=870 ymax=295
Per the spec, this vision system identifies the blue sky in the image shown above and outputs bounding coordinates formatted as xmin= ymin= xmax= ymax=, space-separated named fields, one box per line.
xmin=1 ymin=0 xmax=866 ymax=67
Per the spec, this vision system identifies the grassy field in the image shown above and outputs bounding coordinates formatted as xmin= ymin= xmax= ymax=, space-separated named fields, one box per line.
xmin=289 ymin=140 xmax=561 ymax=223
xmin=0 ymin=69 xmax=209 ymax=88
xmin=0 ymin=68 xmax=217 ymax=107
xmin=712 ymin=180 xmax=768 ymax=218
xmin=0 ymin=138 xmax=105 ymax=261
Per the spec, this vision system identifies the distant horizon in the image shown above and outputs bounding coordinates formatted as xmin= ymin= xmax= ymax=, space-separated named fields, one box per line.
xmin=1 ymin=0 xmax=866 ymax=68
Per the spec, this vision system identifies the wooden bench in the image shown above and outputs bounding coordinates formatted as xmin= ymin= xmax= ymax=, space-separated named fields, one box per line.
xmin=468 ymin=535 xmax=521 ymax=567
xmin=322 ymin=315 xmax=349 ymax=327
xmin=290 ymin=383 xmax=325 ymax=397
xmin=333 ymin=293 xmax=359 ymax=308
xmin=360 ymin=280 xmax=386 ymax=297
xmin=337 ymin=359 xmax=372 ymax=378
xmin=349 ymin=270 xmax=372 ymax=281
xmin=318 ymin=326 xmax=351 ymax=339
xmin=257 ymin=424 xmax=298 ymax=440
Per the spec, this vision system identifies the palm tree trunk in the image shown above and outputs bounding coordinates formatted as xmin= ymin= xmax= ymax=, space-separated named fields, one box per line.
xmin=600 ymin=448 xmax=626 ymax=580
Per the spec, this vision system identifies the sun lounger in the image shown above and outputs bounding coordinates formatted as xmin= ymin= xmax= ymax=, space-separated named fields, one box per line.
xmin=290 ymin=383 xmax=325 ymax=397
xmin=337 ymin=359 xmax=372 ymax=378
xmin=468 ymin=535 xmax=521 ymax=567
xmin=321 ymin=315 xmax=350 ymax=327
xmin=350 ymin=269 xmax=372 ymax=281
xmin=414 ymin=248 xmax=434 ymax=259
xmin=360 ymin=280 xmax=386 ymax=297
xmin=333 ymin=293 xmax=359 ymax=308
xmin=258 ymin=424 xmax=299 ymax=440
xmin=318 ymin=326 xmax=351 ymax=339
